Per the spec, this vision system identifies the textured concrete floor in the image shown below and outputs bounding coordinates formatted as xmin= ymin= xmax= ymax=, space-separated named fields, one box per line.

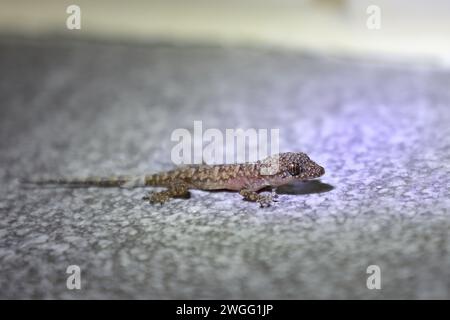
xmin=1 ymin=37 xmax=450 ymax=299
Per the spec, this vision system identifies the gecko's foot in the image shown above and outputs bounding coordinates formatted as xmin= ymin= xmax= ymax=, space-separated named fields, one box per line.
xmin=257 ymin=194 xmax=275 ymax=207
xmin=142 ymin=184 xmax=189 ymax=205
xmin=240 ymin=189 xmax=277 ymax=207
xmin=142 ymin=192 xmax=170 ymax=205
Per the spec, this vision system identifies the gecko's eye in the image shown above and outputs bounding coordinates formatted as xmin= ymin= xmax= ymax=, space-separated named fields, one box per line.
xmin=288 ymin=163 xmax=303 ymax=176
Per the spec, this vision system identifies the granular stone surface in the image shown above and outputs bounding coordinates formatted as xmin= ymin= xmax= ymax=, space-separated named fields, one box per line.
xmin=1 ymin=37 xmax=449 ymax=299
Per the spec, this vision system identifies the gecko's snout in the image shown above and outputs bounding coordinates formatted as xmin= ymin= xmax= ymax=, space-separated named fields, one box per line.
xmin=298 ymin=160 xmax=325 ymax=180
xmin=307 ymin=160 xmax=325 ymax=179
xmin=318 ymin=165 xmax=325 ymax=176
xmin=309 ymin=164 xmax=325 ymax=179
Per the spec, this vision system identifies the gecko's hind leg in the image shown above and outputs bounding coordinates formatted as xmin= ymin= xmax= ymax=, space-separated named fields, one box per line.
xmin=239 ymin=188 xmax=276 ymax=207
xmin=143 ymin=183 xmax=190 ymax=205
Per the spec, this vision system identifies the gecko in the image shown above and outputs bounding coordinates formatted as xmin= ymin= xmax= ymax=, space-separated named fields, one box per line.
xmin=25 ymin=152 xmax=325 ymax=207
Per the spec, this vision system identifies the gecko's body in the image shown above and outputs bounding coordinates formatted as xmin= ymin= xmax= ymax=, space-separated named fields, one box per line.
xmin=27 ymin=152 xmax=324 ymax=207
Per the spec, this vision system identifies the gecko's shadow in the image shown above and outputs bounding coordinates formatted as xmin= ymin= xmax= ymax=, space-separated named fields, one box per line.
xmin=207 ymin=180 xmax=334 ymax=196
xmin=275 ymin=180 xmax=334 ymax=195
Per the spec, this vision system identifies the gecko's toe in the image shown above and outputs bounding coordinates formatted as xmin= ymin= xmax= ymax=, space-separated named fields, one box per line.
xmin=270 ymin=189 xmax=279 ymax=200
xmin=257 ymin=195 xmax=274 ymax=207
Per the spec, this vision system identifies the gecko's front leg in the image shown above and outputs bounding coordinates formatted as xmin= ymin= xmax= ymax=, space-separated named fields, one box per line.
xmin=239 ymin=188 xmax=277 ymax=207
xmin=143 ymin=183 xmax=189 ymax=204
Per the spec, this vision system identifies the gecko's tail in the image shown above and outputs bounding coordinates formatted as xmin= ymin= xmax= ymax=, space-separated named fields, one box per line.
xmin=20 ymin=175 xmax=148 ymax=188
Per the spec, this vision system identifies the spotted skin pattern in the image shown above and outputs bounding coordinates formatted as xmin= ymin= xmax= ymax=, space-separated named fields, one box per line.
xmin=26 ymin=152 xmax=325 ymax=207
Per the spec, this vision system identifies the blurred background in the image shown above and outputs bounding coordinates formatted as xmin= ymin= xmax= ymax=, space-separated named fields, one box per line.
xmin=2 ymin=0 xmax=450 ymax=300
xmin=1 ymin=0 xmax=450 ymax=65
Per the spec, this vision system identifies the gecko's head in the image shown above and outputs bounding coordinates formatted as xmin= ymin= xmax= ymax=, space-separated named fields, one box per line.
xmin=260 ymin=152 xmax=325 ymax=182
